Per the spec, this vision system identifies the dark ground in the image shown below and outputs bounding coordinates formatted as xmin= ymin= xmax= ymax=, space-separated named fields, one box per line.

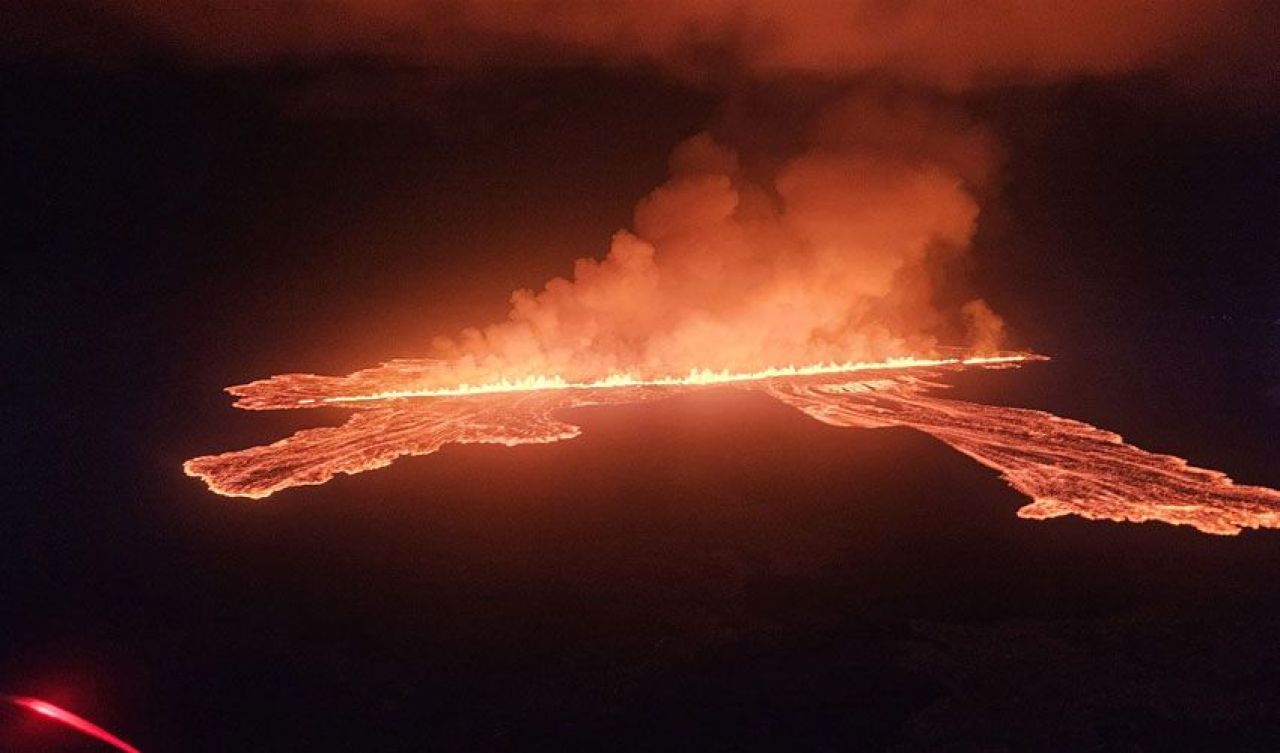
xmin=2 ymin=63 xmax=1278 ymax=751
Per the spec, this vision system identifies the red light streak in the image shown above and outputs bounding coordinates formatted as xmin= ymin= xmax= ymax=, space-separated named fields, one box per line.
xmin=5 ymin=696 xmax=141 ymax=753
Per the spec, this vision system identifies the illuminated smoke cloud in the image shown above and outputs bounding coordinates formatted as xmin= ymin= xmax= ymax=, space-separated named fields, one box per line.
xmin=22 ymin=1 xmax=1272 ymax=382
xmin=428 ymin=94 xmax=999 ymax=384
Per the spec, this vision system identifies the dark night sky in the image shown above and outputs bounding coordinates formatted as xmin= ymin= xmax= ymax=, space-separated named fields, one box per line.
xmin=3 ymin=22 xmax=1280 ymax=753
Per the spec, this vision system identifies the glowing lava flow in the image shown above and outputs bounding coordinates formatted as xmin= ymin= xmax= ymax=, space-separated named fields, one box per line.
xmin=5 ymin=696 xmax=141 ymax=753
xmin=768 ymin=378 xmax=1280 ymax=535
xmin=184 ymin=353 xmax=1280 ymax=535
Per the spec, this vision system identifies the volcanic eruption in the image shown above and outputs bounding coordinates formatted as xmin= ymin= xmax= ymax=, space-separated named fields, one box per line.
xmin=182 ymin=134 xmax=1280 ymax=536
xmin=162 ymin=2 xmax=1280 ymax=535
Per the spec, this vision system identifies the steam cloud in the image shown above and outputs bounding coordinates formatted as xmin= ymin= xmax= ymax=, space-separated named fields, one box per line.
xmin=30 ymin=1 xmax=1272 ymax=382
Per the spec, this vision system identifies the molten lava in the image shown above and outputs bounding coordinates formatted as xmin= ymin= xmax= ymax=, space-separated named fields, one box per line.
xmin=184 ymin=353 xmax=1280 ymax=536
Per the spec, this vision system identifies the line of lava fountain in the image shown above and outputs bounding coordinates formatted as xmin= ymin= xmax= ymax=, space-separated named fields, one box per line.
xmin=302 ymin=354 xmax=1033 ymax=404
xmin=184 ymin=352 xmax=1280 ymax=536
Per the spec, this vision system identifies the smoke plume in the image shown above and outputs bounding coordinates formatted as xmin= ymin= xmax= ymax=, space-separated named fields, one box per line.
xmin=429 ymin=91 xmax=1001 ymax=383
xmin=19 ymin=1 xmax=1272 ymax=382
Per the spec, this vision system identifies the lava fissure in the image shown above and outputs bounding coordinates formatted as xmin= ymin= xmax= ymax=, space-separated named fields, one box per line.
xmin=183 ymin=355 xmax=1280 ymax=535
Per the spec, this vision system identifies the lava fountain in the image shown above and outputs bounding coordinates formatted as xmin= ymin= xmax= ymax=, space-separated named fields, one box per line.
xmin=184 ymin=352 xmax=1280 ymax=536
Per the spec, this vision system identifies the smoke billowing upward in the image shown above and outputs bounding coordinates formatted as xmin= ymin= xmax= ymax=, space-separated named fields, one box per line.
xmin=25 ymin=2 xmax=1273 ymax=383
xmin=429 ymin=91 xmax=1000 ymax=383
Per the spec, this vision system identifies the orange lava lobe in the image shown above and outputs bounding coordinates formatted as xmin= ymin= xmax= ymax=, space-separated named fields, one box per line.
xmin=184 ymin=354 xmax=1280 ymax=536
xmin=769 ymin=380 xmax=1280 ymax=536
